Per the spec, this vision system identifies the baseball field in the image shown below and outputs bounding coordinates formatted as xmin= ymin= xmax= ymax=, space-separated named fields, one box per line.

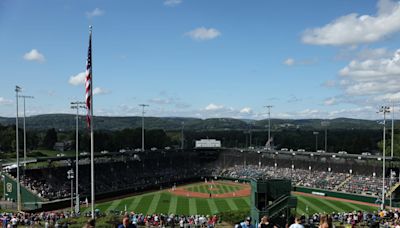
xmin=81 ymin=181 xmax=379 ymax=216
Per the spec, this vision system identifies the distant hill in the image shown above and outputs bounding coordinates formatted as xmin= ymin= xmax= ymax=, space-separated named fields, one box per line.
xmin=0 ymin=114 xmax=389 ymax=131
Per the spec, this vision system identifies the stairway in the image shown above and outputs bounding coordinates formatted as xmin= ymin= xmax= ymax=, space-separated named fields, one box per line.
xmin=335 ymin=175 xmax=352 ymax=191
xmin=386 ymin=182 xmax=400 ymax=198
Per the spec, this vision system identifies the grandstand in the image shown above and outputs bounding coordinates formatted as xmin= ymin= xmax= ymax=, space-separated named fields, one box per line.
xmin=2 ymin=148 xmax=400 ymax=211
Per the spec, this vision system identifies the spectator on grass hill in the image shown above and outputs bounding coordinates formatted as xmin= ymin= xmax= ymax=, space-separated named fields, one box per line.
xmin=289 ymin=217 xmax=304 ymax=228
xmin=318 ymin=214 xmax=329 ymax=228
xmin=236 ymin=216 xmax=254 ymax=228
xmin=118 ymin=216 xmax=135 ymax=228
xmin=82 ymin=218 xmax=95 ymax=228
xmin=259 ymin=216 xmax=276 ymax=228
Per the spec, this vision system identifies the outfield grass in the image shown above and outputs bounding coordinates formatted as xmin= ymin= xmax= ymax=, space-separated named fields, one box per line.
xmin=185 ymin=183 xmax=244 ymax=194
xmin=81 ymin=182 xmax=379 ymax=216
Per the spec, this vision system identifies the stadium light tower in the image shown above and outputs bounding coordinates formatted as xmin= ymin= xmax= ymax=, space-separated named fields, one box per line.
xmin=391 ymin=101 xmax=395 ymax=158
xmin=139 ymin=104 xmax=149 ymax=152
xmin=19 ymin=95 xmax=34 ymax=175
xmin=181 ymin=121 xmax=185 ymax=150
xmin=15 ymin=85 xmax=21 ymax=211
xmin=67 ymin=169 xmax=74 ymax=213
xmin=264 ymin=105 xmax=273 ymax=149
xmin=71 ymin=101 xmax=86 ymax=213
xmin=313 ymin=131 xmax=319 ymax=152
xmin=1 ymin=175 xmax=5 ymax=201
xmin=321 ymin=121 xmax=329 ymax=152
xmin=378 ymin=105 xmax=390 ymax=210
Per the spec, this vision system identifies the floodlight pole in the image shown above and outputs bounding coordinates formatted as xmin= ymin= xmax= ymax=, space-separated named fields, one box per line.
xmin=181 ymin=121 xmax=185 ymax=150
xmin=15 ymin=85 xmax=21 ymax=211
xmin=139 ymin=104 xmax=149 ymax=152
xmin=2 ymin=175 xmax=5 ymax=201
xmin=313 ymin=132 xmax=319 ymax=152
xmin=265 ymin=105 xmax=273 ymax=148
xmin=321 ymin=121 xmax=329 ymax=152
xmin=19 ymin=95 xmax=34 ymax=175
xmin=67 ymin=169 xmax=74 ymax=213
xmin=71 ymin=101 xmax=85 ymax=214
xmin=391 ymin=101 xmax=394 ymax=158
xmin=379 ymin=105 xmax=390 ymax=210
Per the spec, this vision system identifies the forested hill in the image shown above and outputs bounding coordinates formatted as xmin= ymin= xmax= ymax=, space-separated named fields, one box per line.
xmin=0 ymin=114 xmax=388 ymax=131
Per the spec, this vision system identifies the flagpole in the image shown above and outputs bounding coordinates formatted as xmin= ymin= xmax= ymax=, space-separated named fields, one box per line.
xmin=89 ymin=25 xmax=95 ymax=219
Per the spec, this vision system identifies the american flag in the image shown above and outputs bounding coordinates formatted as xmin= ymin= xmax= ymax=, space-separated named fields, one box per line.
xmin=85 ymin=28 xmax=92 ymax=128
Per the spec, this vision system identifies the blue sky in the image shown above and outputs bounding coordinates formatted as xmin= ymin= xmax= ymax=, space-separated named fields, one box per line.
xmin=1 ymin=0 xmax=400 ymax=119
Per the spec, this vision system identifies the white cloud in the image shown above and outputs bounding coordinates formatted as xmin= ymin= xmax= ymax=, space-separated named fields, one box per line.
xmin=149 ymin=98 xmax=172 ymax=105
xmin=148 ymin=92 xmax=190 ymax=109
xmin=284 ymin=58 xmax=295 ymax=66
xmin=23 ymin=49 xmax=45 ymax=63
xmin=93 ymin=87 xmax=110 ymax=95
xmin=0 ymin=97 xmax=12 ymax=105
xmin=356 ymin=48 xmax=391 ymax=60
xmin=240 ymin=107 xmax=252 ymax=114
xmin=373 ymin=92 xmax=400 ymax=102
xmin=86 ymin=8 xmax=105 ymax=18
xmin=302 ymin=0 xmax=400 ymax=46
xmin=322 ymin=80 xmax=336 ymax=88
xmin=336 ymin=47 xmax=392 ymax=61
xmin=283 ymin=57 xmax=318 ymax=66
xmin=270 ymin=106 xmax=379 ymax=119
xmin=324 ymin=97 xmax=337 ymax=106
xmin=68 ymin=72 xmax=86 ymax=86
xmin=164 ymin=0 xmax=182 ymax=6
xmin=339 ymin=49 xmax=400 ymax=97
xmin=287 ymin=95 xmax=301 ymax=103
xmin=205 ymin=103 xmax=224 ymax=111
xmin=185 ymin=27 xmax=221 ymax=41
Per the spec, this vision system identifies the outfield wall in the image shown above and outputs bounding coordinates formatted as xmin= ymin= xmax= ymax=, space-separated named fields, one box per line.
xmin=216 ymin=176 xmax=397 ymax=207
xmin=293 ymin=186 xmax=394 ymax=206
xmin=2 ymin=173 xmax=45 ymax=210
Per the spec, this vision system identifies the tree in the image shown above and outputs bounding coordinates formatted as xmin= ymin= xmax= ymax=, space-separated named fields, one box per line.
xmin=42 ymin=128 xmax=58 ymax=149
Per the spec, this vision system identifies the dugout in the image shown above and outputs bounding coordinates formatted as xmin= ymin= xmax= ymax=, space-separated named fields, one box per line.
xmin=250 ymin=178 xmax=297 ymax=227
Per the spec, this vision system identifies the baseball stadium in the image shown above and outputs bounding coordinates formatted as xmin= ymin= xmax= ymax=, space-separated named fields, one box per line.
xmin=1 ymin=2 xmax=400 ymax=227
xmin=1 ymin=148 xmax=399 ymax=227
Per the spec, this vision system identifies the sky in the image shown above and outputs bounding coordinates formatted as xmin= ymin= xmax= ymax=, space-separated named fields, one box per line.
xmin=1 ymin=0 xmax=400 ymax=120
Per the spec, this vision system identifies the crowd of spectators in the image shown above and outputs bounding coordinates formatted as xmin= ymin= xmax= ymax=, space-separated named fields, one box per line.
xmin=338 ymin=175 xmax=389 ymax=196
xmin=20 ymin=175 xmax=70 ymax=200
xmin=4 ymin=150 xmax=399 ymax=201
xmin=0 ymin=210 xmax=219 ymax=228
xmin=5 ymin=209 xmax=400 ymax=228
xmin=0 ymin=211 xmax=75 ymax=227
xmin=290 ymin=209 xmax=400 ymax=228
xmin=115 ymin=211 xmax=218 ymax=228
xmin=6 ymin=151 xmax=216 ymax=201
xmin=215 ymin=165 xmax=396 ymax=196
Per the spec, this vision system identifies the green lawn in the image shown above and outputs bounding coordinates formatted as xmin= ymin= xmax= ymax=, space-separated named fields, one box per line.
xmin=185 ymin=182 xmax=244 ymax=194
xmin=79 ymin=182 xmax=379 ymax=217
xmin=82 ymin=182 xmax=251 ymax=216
xmin=0 ymin=180 xmax=3 ymax=199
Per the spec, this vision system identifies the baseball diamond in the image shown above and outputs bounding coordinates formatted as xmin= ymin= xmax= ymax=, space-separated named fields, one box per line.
xmin=79 ymin=181 xmax=379 ymax=216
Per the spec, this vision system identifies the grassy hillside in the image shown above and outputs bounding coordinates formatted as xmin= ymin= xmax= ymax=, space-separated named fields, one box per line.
xmin=0 ymin=114 xmax=388 ymax=131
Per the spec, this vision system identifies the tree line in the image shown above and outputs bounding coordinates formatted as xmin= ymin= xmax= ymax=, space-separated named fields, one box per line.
xmin=0 ymin=123 xmax=397 ymax=155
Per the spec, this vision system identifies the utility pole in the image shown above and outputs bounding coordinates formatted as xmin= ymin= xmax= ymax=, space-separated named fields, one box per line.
xmin=19 ymin=95 xmax=34 ymax=175
xmin=71 ymin=101 xmax=85 ymax=213
xmin=313 ymin=131 xmax=319 ymax=152
xmin=321 ymin=121 xmax=329 ymax=152
xmin=15 ymin=85 xmax=21 ymax=211
xmin=379 ymin=105 xmax=390 ymax=210
xmin=391 ymin=101 xmax=394 ymax=158
xmin=181 ymin=121 xmax=184 ymax=150
xmin=67 ymin=169 xmax=74 ymax=213
xmin=139 ymin=104 xmax=149 ymax=151
xmin=264 ymin=105 xmax=273 ymax=148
